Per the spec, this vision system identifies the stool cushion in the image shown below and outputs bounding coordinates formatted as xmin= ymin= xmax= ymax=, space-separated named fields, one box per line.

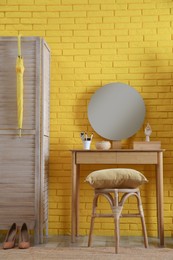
xmin=85 ymin=168 xmax=148 ymax=189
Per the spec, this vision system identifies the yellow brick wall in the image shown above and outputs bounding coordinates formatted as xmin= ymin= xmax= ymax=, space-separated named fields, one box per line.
xmin=1 ymin=0 xmax=173 ymax=237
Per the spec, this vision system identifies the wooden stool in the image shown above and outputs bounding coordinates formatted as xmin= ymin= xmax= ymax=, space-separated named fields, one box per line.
xmin=88 ymin=188 xmax=148 ymax=254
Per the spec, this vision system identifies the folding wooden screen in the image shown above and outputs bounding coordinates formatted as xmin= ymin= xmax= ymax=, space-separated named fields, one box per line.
xmin=0 ymin=36 xmax=50 ymax=244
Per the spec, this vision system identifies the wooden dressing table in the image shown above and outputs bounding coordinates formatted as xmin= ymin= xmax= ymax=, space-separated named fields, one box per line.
xmin=71 ymin=149 xmax=164 ymax=246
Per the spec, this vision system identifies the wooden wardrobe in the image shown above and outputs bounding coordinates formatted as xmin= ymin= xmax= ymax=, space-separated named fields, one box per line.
xmin=0 ymin=36 xmax=50 ymax=244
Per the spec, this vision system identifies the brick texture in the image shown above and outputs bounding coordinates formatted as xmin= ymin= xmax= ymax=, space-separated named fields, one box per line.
xmin=1 ymin=0 xmax=173 ymax=237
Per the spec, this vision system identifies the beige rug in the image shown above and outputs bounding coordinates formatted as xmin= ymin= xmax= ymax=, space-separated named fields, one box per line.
xmin=0 ymin=246 xmax=173 ymax=260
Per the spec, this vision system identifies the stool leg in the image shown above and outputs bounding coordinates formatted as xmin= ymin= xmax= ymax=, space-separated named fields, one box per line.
xmin=112 ymin=190 xmax=123 ymax=254
xmin=88 ymin=194 xmax=98 ymax=247
xmin=137 ymin=191 xmax=149 ymax=248
xmin=88 ymin=215 xmax=95 ymax=247
xmin=113 ymin=213 xmax=120 ymax=254
xmin=114 ymin=206 xmax=125 ymax=253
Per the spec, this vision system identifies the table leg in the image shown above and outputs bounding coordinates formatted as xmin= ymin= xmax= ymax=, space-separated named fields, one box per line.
xmin=71 ymin=152 xmax=77 ymax=242
xmin=156 ymin=151 xmax=164 ymax=246
xmin=76 ymin=165 xmax=80 ymax=237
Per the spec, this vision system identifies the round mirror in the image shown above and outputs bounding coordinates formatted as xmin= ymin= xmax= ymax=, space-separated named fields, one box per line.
xmin=88 ymin=82 xmax=146 ymax=140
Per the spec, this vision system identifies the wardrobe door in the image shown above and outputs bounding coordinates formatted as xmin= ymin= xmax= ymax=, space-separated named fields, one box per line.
xmin=0 ymin=37 xmax=50 ymax=244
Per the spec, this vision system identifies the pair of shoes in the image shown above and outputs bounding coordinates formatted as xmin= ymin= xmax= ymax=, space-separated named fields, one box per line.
xmin=3 ymin=223 xmax=30 ymax=250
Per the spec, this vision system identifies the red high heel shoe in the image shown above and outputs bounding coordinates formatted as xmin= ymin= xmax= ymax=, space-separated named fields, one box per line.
xmin=3 ymin=223 xmax=17 ymax=249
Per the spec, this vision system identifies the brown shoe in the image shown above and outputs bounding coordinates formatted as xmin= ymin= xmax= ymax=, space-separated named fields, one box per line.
xmin=3 ymin=223 xmax=17 ymax=249
xmin=18 ymin=223 xmax=30 ymax=249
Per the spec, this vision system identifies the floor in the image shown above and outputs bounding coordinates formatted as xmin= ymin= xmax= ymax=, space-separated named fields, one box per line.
xmin=0 ymin=234 xmax=173 ymax=249
xmin=32 ymin=235 xmax=173 ymax=249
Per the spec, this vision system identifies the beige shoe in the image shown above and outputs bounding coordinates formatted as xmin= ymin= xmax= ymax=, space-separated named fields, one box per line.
xmin=3 ymin=223 xmax=17 ymax=249
xmin=18 ymin=223 xmax=30 ymax=249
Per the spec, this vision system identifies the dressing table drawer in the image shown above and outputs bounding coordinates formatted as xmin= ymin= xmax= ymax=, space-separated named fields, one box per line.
xmin=76 ymin=152 xmax=116 ymax=164
xmin=116 ymin=152 xmax=157 ymax=164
